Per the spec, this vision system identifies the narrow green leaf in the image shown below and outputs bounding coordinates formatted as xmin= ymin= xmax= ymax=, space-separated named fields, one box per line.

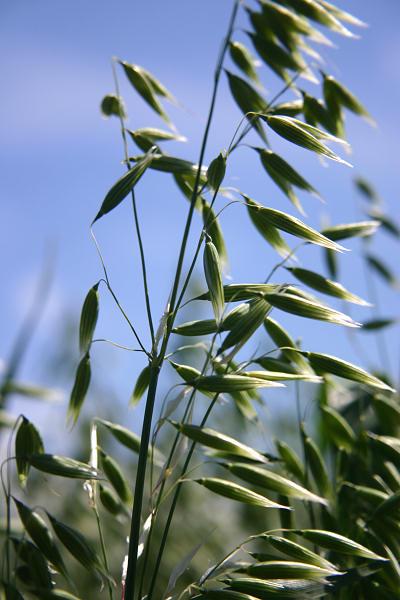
xmin=30 ymin=454 xmax=99 ymax=480
xmin=15 ymin=417 xmax=44 ymax=487
xmin=223 ymin=463 xmax=327 ymax=504
xmin=354 ymin=177 xmax=379 ymax=203
xmin=68 ymin=353 xmax=91 ymax=425
xmin=130 ymin=364 xmax=151 ymax=406
xmin=195 ymin=477 xmax=290 ymax=509
xmin=297 ymin=529 xmax=388 ymax=561
xmin=79 ymin=284 xmax=99 ymax=354
xmin=286 ymin=266 xmax=368 ymax=305
xmin=93 ymin=150 xmax=155 ymax=223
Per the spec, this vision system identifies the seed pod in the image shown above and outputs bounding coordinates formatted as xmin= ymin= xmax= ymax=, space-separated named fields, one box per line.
xmin=130 ymin=364 xmax=151 ymax=406
xmin=225 ymin=70 xmax=267 ymax=141
xmin=30 ymin=454 xmax=99 ymax=479
xmin=47 ymin=512 xmax=104 ymax=574
xmin=265 ymin=291 xmax=359 ymax=328
xmin=265 ymin=535 xmax=335 ymax=569
xmin=322 ymin=220 xmax=380 ymax=241
xmin=257 ymin=150 xmax=319 ymax=214
xmin=194 ymin=374 xmax=283 ymax=393
xmin=170 ymin=361 xmax=201 ymax=384
xmin=226 ymin=576 xmax=325 ymax=597
xmin=68 ymin=352 xmax=91 ymax=425
xmin=366 ymin=254 xmax=399 ymax=288
xmin=79 ymin=284 xmax=99 ymax=354
xmin=302 ymin=433 xmax=331 ymax=497
xmin=321 ymin=405 xmax=356 ymax=452
xmin=203 ymin=240 xmax=225 ymax=323
xmin=206 ymin=152 xmax=226 ymax=190
xmin=263 ymin=115 xmax=350 ymax=165
xmin=247 ymin=560 xmax=341 ymax=580
xmin=15 ymin=416 xmax=44 ymax=487
xmin=11 ymin=536 xmax=52 ymax=589
xmin=120 ymin=61 xmax=171 ymax=123
xmin=100 ymin=94 xmax=125 ymax=118
xmin=323 ymin=74 xmax=372 ymax=121
xmin=264 ymin=317 xmax=312 ymax=374
xmin=99 ymin=484 xmax=123 ymax=516
xmin=229 ymin=41 xmax=259 ymax=83
xmin=127 ymin=127 xmax=186 ymax=151
xmin=286 ymin=267 xmax=368 ymax=305
xmin=303 ymin=351 xmax=395 ymax=392
xmin=245 ymin=196 xmax=291 ymax=257
xmin=223 ymin=463 xmax=326 ymax=505
xmin=276 ymin=441 xmax=305 ymax=484
xmin=241 ymin=369 xmax=321 ymax=383
xmin=202 ymin=202 xmax=228 ymax=268
xmin=219 ymin=296 xmax=271 ymax=354
xmin=96 ymin=418 xmax=164 ymax=466
xmin=99 ymin=450 xmax=131 ymax=504
xmin=173 ymin=318 xmax=218 ymax=336
xmin=195 ymin=477 xmax=289 ymax=509
xmin=194 ymin=283 xmax=277 ymax=303
xmin=13 ymin=498 xmax=66 ymax=576
xmin=171 ymin=422 xmax=267 ymax=463
xmin=297 ymin=529 xmax=387 ymax=561
xmin=240 ymin=200 xmax=345 ymax=252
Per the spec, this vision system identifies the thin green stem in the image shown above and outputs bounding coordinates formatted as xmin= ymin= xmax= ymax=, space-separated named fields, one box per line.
xmin=93 ymin=506 xmax=114 ymax=600
xmin=123 ymin=3 xmax=240 ymax=597
xmin=91 ymin=232 xmax=150 ymax=357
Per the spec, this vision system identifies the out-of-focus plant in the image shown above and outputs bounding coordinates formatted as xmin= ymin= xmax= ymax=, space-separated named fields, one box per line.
xmin=1 ymin=1 xmax=399 ymax=600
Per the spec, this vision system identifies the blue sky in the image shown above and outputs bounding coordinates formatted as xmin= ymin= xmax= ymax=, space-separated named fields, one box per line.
xmin=1 ymin=1 xmax=399 ymax=437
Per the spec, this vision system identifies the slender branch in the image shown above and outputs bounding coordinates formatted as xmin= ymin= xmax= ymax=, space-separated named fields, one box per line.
xmin=111 ymin=58 xmax=155 ymax=348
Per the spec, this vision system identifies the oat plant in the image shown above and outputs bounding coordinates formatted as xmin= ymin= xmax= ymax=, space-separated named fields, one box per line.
xmin=2 ymin=1 xmax=400 ymax=599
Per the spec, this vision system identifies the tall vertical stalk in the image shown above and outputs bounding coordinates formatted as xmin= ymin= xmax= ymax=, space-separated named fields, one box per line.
xmin=123 ymin=3 xmax=240 ymax=598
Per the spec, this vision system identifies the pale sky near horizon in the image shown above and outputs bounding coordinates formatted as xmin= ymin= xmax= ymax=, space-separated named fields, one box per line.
xmin=1 ymin=1 xmax=399 ymax=437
